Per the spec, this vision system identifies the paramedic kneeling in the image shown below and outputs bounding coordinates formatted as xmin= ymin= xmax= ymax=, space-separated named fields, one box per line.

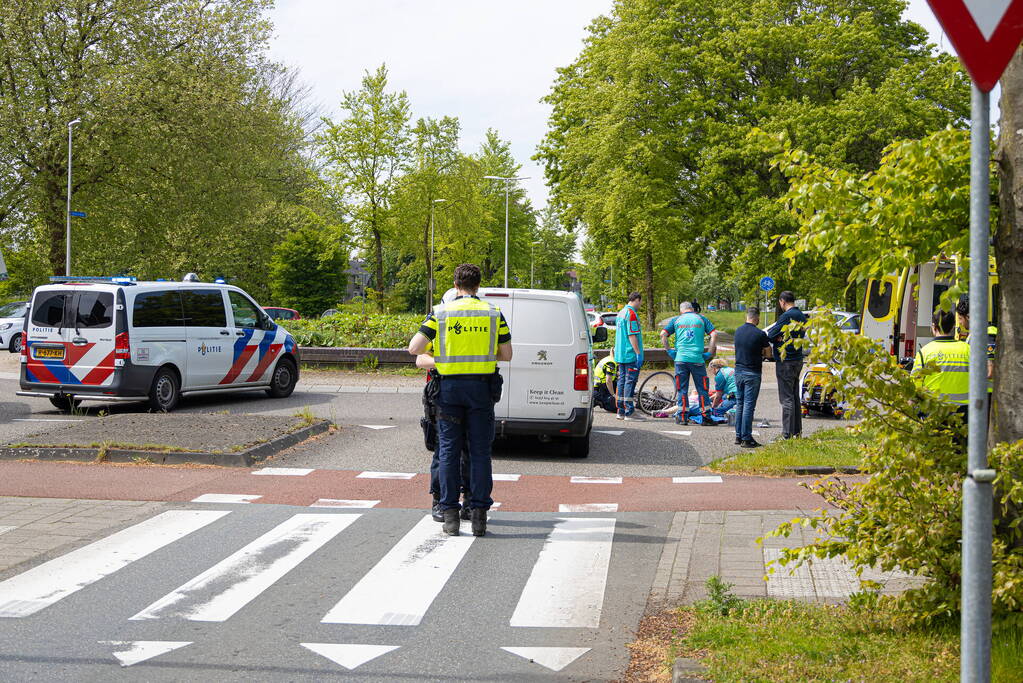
xmin=408 ymin=264 xmax=512 ymax=537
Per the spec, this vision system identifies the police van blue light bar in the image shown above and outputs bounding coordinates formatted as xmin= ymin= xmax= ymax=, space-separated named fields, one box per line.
xmin=49 ymin=275 xmax=138 ymax=284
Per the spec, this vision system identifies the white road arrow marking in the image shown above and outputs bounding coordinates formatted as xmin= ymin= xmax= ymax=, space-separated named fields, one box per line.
xmin=322 ymin=515 xmax=475 ymax=625
xmin=356 ymin=471 xmax=416 ymax=480
xmin=671 ymin=476 xmax=724 ymax=484
xmin=594 ymin=429 xmax=624 ymax=436
xmin=661 ymin=430 xmax=693 ymax=436
xmin=359 ymin=425 xmax=396 ymax=430
xmin=0 ymin=510 xmax=228 ymax=618
xmin=511 ymin=517 xmax=616 ymax=628
xmin=252 ymin=467 xmax=313 ymax=476
xmin=102 ymin=641 xmax=191 ymax=668
xmin=501 ymin=646 xmax=590 ymax=672
xmin=569 ymin=476 xmax=622 ymax=484
xmin=132 ymin=514 xmax=359 ymax=622
xmin=302 ymin=643 xmax=399 ymax=670
xmin=964 ymin=0 xmax=1013 ymax=40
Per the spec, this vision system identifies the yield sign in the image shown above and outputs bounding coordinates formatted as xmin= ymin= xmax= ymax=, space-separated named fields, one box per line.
xmin=927 ymin=0 xmax=1023 ymax=90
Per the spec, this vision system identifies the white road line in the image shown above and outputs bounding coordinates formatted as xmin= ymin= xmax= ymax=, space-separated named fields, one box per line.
xmin=356 ymin=471 xmax=416 ymax=480
xmin=0 ymin=526 xmax=14 ymax=537
xmin=132 ymin=514 xmax=359 ymax=622
xmin=501 ymin=646 xmax=590 ymax=672
xmin=311 ymin=499 xmax=380 ymax=508
xmin=594 ymin=429 xmax=624 ymax=436
xmin=102 ymin=641 xmax=192 ymax=668
xmin=252 ymin=467 xmax=313 ymax=476
xmin=359 ymin=425 xmax=396 ymax=430
xmin=558 ymin=503 xmax=619 ymax=513
xmin=190 ymin=494 xmax=262 ymax=504
xmin=302 ymin=643 xmax=400 ymax=670
xmin=671 ymin=476 xmax=724 ymax=484
xmin=492 ymin=473 xmax=521 ymax=482
xmin=322 ymin=515 xmax=475 ymax=626
xmin=0 ymin=510 xmax=228 ymax=618
xmin=13 ymin=418 xmax=83 ymax=422
xmin=510 ymin=517 xmax=616 ymax=628
xmin=569 ymin=476 xmax=622 ymax=484
xmin=661 ymin=430 xmax=693 ymax=436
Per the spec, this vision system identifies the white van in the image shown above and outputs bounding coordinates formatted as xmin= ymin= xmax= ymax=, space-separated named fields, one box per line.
xmin=18 ymin=277 xmax=299 ymax=412
xmin=442 ymin=287 xmax=606 ymax=457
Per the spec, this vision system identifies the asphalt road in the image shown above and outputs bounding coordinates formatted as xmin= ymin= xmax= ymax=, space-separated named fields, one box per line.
xmin=0 ymin=503 xmax=667 ymax=681
xmin=0 ymin=354 xmax=840 ymax=478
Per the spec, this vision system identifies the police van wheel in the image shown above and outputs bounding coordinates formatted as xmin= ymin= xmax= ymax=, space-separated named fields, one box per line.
xmin=49 ymin=394 xmax=81 ymax=413
xmin=148 ymin=368 xmax=180 ymax=412
xmin=568 ymin=435 xmax=590 ymax=458
xmin=267 ymin=358 xmax=297 ymax=398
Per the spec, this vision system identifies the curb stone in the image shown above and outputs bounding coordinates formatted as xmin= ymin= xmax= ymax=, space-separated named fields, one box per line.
xmin=0 ymin=420 xmax=331 ymax=467
xmin=787 ymin=465 xmax=860 ymax=475
xmin=672 ymin=657 xmax=708 ymax=682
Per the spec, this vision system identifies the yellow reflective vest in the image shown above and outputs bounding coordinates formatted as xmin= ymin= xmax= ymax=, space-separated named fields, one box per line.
xmin=421 ymin=296 xmax=509 ymax=376
xmin=913 ymin=337 xmax=970 ymax=405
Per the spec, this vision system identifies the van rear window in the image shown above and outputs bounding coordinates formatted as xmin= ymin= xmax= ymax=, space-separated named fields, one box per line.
xmin=133 ymin=291 xmax=184 ymax=327
xmin=75 ymin=292 xmax=113 ymax=329
xmin=512 ymin=300 xmax=573 ymax=344
xmin=31 ymin=292 xmax=69 ymax=327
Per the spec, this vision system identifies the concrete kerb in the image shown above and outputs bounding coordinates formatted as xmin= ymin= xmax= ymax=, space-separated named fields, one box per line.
xmin=0 ymin=419 xmax=331 ymax=467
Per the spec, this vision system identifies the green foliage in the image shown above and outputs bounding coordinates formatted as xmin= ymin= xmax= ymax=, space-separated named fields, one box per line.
xmin=763 ymin=316 xmax=1023 ymax=623
xmin=710 ymin=426 xmax=863 ymax=476
xmin=697 ymin=576 xmax=745 ymax=617
xmin=269 ymin=223 xmax=347 ymax=317
xmin=284 ymin=312 xmax=422 ymax=348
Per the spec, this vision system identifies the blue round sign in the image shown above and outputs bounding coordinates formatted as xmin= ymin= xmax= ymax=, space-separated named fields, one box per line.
xmin=759 ymin=276 xmax=775 ymax=292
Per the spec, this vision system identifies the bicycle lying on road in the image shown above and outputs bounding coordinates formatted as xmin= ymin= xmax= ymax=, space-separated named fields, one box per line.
xmin=636 ymin=371 xmax=678 ymax=416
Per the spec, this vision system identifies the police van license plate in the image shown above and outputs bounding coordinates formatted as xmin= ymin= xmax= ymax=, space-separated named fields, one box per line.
xmin=34 ymin=346 xmax=65 ymax=360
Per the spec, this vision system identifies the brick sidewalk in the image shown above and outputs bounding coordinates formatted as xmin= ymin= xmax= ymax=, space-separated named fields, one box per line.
xmin=0 ymin=496 xmax=166 ymax=574
xmin=649 ymin=510 xmax=924 ymax=607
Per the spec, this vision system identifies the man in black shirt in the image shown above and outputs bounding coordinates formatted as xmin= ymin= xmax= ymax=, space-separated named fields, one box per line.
xmin=765 ymin=291 xmax=807 ymax=439
xmin=733 ymin=307 xmax=772 ymax=447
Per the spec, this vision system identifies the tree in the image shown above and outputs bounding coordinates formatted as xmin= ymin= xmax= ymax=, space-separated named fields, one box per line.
xmin=269 ymin=222 xmax=347 ymax=317
xmin=0 ymin=0 xmax=309 ymax=289
xmin=690 ymin=261 xmax=740 ymax=310
xmin=317 ymin=65 xmax=411 ymax=311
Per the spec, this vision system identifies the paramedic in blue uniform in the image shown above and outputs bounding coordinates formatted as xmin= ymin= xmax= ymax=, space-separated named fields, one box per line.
xmin=408 ymin=264 xmax=512 ymax=537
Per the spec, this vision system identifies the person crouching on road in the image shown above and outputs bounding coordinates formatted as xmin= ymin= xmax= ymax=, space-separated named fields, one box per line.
xmin=708 ymin=359 xmax=737 ymax=416
xmin=592 ymin=350 xmax=618 ymax=413
xmin=661 ymin=301 xmax=717 ymax=425
xmin=407 ymin=264 xmax=512 ymax=537
xmin=615 ymin=292 xmax=644 ymax=421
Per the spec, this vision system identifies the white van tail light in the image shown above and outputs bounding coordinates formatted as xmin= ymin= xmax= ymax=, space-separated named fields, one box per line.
xmin=574 ymin=353 xmax=589 ymax=391
xmin=115 ymin=332 xmax=130 ymax=366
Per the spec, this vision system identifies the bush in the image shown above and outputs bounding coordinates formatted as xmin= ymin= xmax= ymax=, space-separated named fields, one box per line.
xmin=284 ymin=312 xmax=423 ymax=348
xmin=269 ymin=225 xmax=346 ymax=317
xmin=764 ymin=315 xmax=1023 ymax=625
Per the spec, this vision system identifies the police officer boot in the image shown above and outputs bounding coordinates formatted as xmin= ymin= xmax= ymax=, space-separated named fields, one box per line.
xmin=442 ymin=508 xmax=460 ymax=536
xmin=432 ymin=496 xmax=443 ymax=523
xmin=470 ymin=508 xmax=486 ymax=537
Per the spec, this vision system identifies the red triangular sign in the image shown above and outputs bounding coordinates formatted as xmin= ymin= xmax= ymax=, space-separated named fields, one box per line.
xmin=927 ymin=0 xmax=1023 ymax=90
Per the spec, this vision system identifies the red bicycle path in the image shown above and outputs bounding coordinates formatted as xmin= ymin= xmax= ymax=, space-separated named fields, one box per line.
xmin=0 ymin=460 xmax=852 ymax=512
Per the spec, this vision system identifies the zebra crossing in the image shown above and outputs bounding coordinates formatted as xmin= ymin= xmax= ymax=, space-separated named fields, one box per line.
xmin=0 ymin=505 xmax=667 ymax=680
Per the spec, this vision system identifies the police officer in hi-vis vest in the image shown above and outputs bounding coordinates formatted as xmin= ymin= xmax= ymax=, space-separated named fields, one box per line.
xmin=408 ymin=264 xmax=512 ymax=537
xmin=912 ymin=308 xmax=970 ymax=418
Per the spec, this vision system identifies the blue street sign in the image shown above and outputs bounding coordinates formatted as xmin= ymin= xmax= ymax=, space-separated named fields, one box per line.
xmin=759 ymin=276 xmax=775 ymax=291
xmin=69 ymin=211 xmax=86 ymax=218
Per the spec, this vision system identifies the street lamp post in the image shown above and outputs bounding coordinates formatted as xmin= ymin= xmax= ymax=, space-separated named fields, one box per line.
xmin=483 ymin=175 xmax=529 ymax=288
xmin=66 ymin=118 xmax=81 ymax=276
xmin=428 ymin=198 xmax=446 ymax=308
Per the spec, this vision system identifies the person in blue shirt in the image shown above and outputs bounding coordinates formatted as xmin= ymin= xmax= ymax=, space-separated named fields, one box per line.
xmin=765 ymin=291 xmax=807 ymax=439
xmin=615 ymin=292 xmax=644 ymax=420
xmin=709 ymin=359 xmax=737 ymax=414
xmin=661 ymin=301 xmax=718 ymax=424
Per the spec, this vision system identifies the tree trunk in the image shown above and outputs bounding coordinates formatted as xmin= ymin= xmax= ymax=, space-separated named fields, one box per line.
xmin=644 ymin=249 xmax=655 ymax=329
xmin=995 ymin=48 xmax=1023 ymax=446
xmin=44 ymin=172 xmax=66 ymax=276
xmin=373 ymin=226 xmax=385 ymax=313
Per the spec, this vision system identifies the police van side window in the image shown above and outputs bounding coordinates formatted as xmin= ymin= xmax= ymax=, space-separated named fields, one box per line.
xmin=31 ymin=293 xmax=69 ymax=327
xmin=74 ymin=292 xmax=114 ymax=329
xmin=182 ymin=290 xmax=227 ymax=327
xmin=228 ymin=291 xmax=261 ymax=329
xmin=133 ymin=291 xmax=184 ymax=327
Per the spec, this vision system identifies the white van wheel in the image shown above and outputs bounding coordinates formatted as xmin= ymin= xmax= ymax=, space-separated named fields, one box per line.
xmin=568 ymin=435 xmax=590 ymax=458
xmin=148 ymin=368 xmax=180 ymax=412
xmin=267 ymin=358 xmax=297 ymax=398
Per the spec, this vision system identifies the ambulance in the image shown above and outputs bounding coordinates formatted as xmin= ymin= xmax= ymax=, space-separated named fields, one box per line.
xmin=17 ymin=276 xmax=299 ymax=412
xmin=858 ymin=256 xmax=998 ymax=362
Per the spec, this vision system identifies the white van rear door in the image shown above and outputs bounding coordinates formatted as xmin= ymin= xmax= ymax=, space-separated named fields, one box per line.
xmin=506 ymin=293 xmax=580 ymax=421
xmin=66 ymin=289 xmax=117 ymax=387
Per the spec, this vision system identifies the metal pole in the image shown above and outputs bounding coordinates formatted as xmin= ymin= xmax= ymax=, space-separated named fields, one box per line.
xmin=65 ymin=123 xmax=74 ymax=276
xmin=962 ymin=84 xmax=993 ymax=683
xmin=504 ymin=182 xmax=509 ymax=288
xmin=429 ymin=202 xmax=435 ymax=307
xmin=530 ymin=241 xmax=534 ymax=288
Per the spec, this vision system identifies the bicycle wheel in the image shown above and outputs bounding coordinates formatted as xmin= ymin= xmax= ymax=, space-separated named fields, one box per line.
xmin=637 ymin=371 xmax=678 ymax=415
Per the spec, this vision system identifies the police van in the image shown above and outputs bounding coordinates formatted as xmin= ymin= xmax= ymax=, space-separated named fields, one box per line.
xmin=18 ymin=276 xmax=299 ymax=412
xmin=442 ymin=287 xmax=607 ymax=457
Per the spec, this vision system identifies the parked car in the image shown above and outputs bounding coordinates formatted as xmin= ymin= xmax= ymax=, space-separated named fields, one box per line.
xmin=320 ymin=308 xmax=340 ymax=318
xmin=264 ymin=306 xmax=301 ymax=322
xmin=0 ymin=301 xmax=27 ymax=353
xmin=442 ymin=287 xmax=607 ymax=457
xmin=18 ymin=276 xmax=298 ymax=412
xmin=586 ymin=310 xmax=604 ymax=330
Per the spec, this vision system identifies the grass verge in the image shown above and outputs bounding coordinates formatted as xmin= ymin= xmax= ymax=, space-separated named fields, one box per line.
xmin=708 ymin=426 xmax=863 ymax=475
xmin=668 ymin=580 xmax=1023 ymax=683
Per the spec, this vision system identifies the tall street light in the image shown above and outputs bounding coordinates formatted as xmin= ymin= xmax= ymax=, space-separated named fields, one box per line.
xmin=428 ymin=198 xmax=446 ymax=307
xmin=66 ymin=118 xmax=82 ymax=276
xmin=483 ymin=175 xmax=529 ymax=287
xmin=530 ymin=240 xmax=541 ymax=288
